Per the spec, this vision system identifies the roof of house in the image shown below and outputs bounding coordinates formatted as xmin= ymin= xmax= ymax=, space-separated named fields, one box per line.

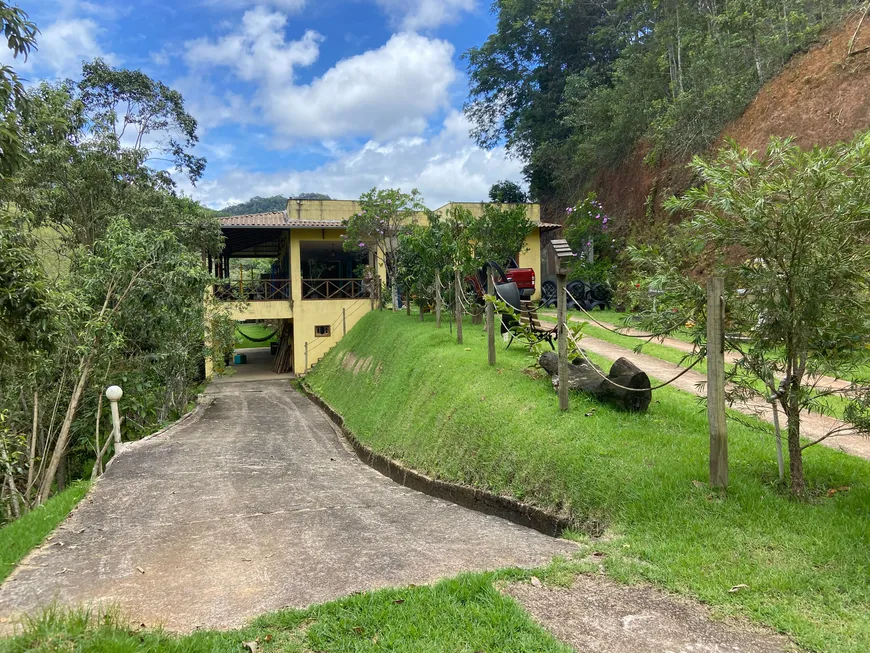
xmin=218 ymin=212 xmax=287 ymax=227
xmin=218 ymin=211 xmax=558 ymax=231
xmin=219 ymin=212 xmax=345 ymax=229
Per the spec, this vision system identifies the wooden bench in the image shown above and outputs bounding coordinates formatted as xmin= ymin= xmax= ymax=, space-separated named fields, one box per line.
xmin=494 ymin=281 xmax=557 ymax=350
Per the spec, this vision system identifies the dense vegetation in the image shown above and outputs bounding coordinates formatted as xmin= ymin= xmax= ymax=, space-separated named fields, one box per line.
xmin=216 ymin=193 xmax=331 ymax=216
xmin=466 ymin=0 xmax=853 ymax=204
xmin=307 ymin=311 xmax=870 ymax=652
xmin=0 ymin=8 xmax=234 ymax=521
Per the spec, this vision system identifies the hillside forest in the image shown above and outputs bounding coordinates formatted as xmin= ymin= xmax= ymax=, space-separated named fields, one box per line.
xmin=465 ymin=0 xmax=857 ymax=209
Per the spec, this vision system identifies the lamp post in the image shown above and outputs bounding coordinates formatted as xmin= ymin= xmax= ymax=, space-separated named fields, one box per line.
xmin=105 ymin=385 xmax=123 ymax=449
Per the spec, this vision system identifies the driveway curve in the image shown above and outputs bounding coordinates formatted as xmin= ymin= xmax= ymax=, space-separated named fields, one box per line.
xmin=0 ymin=381 xmax=573 ymax=632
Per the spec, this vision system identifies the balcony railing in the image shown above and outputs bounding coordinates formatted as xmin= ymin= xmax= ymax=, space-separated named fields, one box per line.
xmin=214 ymin=279 xmax=292 ymax=302
xmin=302 ymin=278 xmax=367 ymax=300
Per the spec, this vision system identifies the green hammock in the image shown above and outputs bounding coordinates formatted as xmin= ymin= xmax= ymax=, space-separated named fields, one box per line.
xmin=235 ymin=326 xmax=279 ymax=343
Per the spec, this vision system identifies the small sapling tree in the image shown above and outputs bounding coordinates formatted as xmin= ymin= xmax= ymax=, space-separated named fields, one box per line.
xmin=633 ymin=135 xmax=870 ymax=496
xmin=343 ymin=188 xmax=425 ymax=311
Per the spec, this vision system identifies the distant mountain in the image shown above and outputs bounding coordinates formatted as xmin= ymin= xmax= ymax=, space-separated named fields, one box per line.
xmin=216 ymin=193 xmax=331 ymax=216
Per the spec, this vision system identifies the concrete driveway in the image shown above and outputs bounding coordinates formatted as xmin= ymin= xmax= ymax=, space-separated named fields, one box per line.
xmin=0 ymin=381 xmax=572 ymax=632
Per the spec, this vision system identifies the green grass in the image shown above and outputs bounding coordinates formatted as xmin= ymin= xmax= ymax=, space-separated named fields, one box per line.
xmin=234 ymin=323 xmax=279 ymax=349
xmin=0 ymin=482 xmax=90 ymax=584
xmin=0 ymin=570 xmax=573 ymax=652
xmin=573 ymin=320 xmax=857 ymax=420
xmin=306 ymin=311 xmax=870 ymax=653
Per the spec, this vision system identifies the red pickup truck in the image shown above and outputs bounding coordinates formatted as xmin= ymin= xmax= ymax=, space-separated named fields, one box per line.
xmin=468 ymin=260 xmax=536 ymax=300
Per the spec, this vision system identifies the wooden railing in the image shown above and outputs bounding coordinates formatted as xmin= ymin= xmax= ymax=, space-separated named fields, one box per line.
xmin=302 ymin=278 xmax=367 ymax=300
xmin=214 ymin=279 xmax=292 ymax=302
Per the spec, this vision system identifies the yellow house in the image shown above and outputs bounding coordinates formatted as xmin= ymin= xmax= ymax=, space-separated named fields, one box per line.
xmin=208 ymin=198 xmax=556 ymax=377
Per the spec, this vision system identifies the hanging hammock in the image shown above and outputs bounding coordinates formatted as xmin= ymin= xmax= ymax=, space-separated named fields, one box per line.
xmin=235 ymin=326 xmax=280 ymax=343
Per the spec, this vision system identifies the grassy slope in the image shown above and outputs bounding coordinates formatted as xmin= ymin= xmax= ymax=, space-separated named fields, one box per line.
xmin=0 ymin=482 xmax=90 ymax=584
xmin=306 ymin=311 xmax=870 ymax=653
xmin=0 ymin=571 xmax=572 ymax=652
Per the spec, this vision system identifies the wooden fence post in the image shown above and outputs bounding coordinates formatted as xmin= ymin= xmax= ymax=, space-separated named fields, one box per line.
xmin=486 ymin=267 xmax=496 ymax=366
xmin=557 ymin=271 xmax=569 ymax=411
xmin=455 ymin=269 xmax=463 ymax=345
xmin=342 ymin=308 xmax=347 ymax=336
xmin=707 ymin=277 xmax=728 ymax=489
xmin=304 ymin=341 xmax=309 ymax=374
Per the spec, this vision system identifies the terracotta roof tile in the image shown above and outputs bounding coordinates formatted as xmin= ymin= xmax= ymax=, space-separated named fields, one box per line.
xmin=219 ymin=212 xmax=287 ymax=227
xmin=286 ymin=220 xmax=345 ymax=228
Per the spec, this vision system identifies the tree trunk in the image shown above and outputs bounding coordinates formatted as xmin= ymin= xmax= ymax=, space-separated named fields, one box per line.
xmin=539 ymin=352 xmax=652 ymax=412
xmin=454 ymin=269 xmax=463 ymax=345
xmin=37 ymin=354 xmax=94 ymax=504
xmin=390 ymin=273 xmax=399 ymax=311
xmin=786 ymin=395 xmax=806 ymax=496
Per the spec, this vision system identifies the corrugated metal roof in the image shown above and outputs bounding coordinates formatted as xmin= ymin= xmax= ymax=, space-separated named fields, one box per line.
xmin=219 ymin=212 xmax=287 ymax=227
xmin=539 ymin=222 xmax=562 ymax=231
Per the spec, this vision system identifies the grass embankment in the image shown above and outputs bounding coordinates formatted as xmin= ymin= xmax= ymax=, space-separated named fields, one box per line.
xmin=0 ymin=482 xmax=89 ymax=584
xmin=235 ymin=324 xmax=279 ymax=349
xmin=1 ymin=571 xmax=572 ymax=652
xmin=306 ymin=311 xmax=870 ymax=653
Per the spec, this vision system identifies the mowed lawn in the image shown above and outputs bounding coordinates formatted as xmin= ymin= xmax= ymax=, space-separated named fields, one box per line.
xmin=306 ymin=311 xmax=870 ymax=653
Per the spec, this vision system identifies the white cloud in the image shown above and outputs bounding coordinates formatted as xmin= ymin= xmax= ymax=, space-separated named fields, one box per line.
xmin=185 ymin=8 xmax=322 ymax=83
xmin=184 ymin=10 xmax=456 ymax=141
xmin=20 ymin=18 xmax=115 ymax=78
xmin=271 ymin=32 xmax=456 ymax=139
xmin=375 ymin=0 xmax=477 ymax=31
xmin=178 ymin=110 xmax=523 ymax=209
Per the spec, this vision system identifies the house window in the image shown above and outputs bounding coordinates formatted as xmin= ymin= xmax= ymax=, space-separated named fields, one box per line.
xmin=315 ymin=325 xmax=331 ymax=338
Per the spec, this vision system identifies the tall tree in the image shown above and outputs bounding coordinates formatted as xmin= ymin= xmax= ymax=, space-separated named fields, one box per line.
xmin=632 ymin=135 xmax=870 ymax=496
xmin=343 ymin=188 xmax=425 ymax=311
xmin=0 ymin=1 xmax=38 ymax=179
xmin=488 ymin=180 xmax=528 ymax=204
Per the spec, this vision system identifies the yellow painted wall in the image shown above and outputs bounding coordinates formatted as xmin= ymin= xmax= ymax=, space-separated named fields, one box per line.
xmin=288 ymin=228 xmax=373 ymax=372
xmin=293 ymin=297 xmax=372 ymax=372
xmin=227 ymin=301 xmax=294 ymax=321
xmin=287 ymin=199 xmax=361 ymax=221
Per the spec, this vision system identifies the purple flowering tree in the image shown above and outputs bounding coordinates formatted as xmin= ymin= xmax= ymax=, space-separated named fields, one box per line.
xmin=342 ymin=187 xmax=425 ymax=310
xmin=564 ymin=193 xmax=619 ymax=284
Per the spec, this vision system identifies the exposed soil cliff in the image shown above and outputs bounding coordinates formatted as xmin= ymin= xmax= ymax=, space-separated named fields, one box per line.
xmin=583 ymin=12 xmax=870 ymax=237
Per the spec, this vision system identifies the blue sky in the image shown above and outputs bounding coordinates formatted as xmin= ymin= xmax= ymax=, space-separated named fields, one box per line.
xmin=12 ymin=0 xmax=523 ymax=209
